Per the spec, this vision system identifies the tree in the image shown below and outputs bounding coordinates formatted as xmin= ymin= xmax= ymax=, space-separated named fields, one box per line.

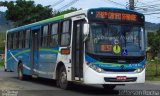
xmin=157 ymin=27 xmax=160 ymax=36
xmin=0 ymin=32 xmax=5 ymax=54
xmin=149 ymin=29 xmax=160 ymax=59
xmin=2 ymin=0 xmax=53 ymax=26
xmin=147 ymin=32 xmax=155 ymax=46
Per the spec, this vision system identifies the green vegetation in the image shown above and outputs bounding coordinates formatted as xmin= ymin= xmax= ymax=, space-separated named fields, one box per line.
xmin=1 ymin=0 xmax=53 ymax=27
xmin=0 ymin=32 xmax=5 ymax=54
xmin=0 ymin=60 xmax=4 ymax=67
xmin=146 ymin=60 xmax=160 ymax=81
xmin=146 ymin=76 xmax=160 ymax=81
xmin=147 ymin=29 xmax=160 ymax=81
xmin=148 ymin=29 xmax=160 ymax=59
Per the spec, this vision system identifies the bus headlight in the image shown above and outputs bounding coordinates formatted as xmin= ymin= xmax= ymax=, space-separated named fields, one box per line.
xmin=134 ymin=67 xmax=145 ymax=73
xmin=87 ymin=63 xmax=104 ymax=73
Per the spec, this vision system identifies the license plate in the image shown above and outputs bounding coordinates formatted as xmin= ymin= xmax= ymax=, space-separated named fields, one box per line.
xmin=116 ymin=76 xmax=127 ymax=80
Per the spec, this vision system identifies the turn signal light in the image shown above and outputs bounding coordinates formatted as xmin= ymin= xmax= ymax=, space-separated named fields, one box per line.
xmin=61 ymin=49 xmax=70 ymax=54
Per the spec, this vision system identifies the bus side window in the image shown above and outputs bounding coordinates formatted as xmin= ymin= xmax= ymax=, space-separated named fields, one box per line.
xmin=41 ymin=25 xmax=49 ymax=47
xmin=19 ymin=31 xmax=23 ymax=49
xmin=7 ymin=34 xmax=9 ymax=49
xmin=60 ymin=20 xmax=70 ymax=46
xmin=10 ymin=33 xmax=13 ymax=49
xmin=13 ymin=33 xmax=17 ymax=49
xmin=22 ymin=31 xmax=26 ymax=48
xmin=7 ymin=34 xmax=10 ymax=49
xmin=50 ymin=23 xmax=58 ymax=47
xmin=16 ymin=32 xmax=19 ymax=48
xmin=25 ymin=30 xmax=30 ymax=48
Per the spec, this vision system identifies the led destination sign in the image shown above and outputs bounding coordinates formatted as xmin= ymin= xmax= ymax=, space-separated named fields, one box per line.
xmin=96 ymin=11 xmax=137 ymax=21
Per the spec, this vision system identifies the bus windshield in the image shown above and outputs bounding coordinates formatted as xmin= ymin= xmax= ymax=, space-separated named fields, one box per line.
xmin=86 ymin=22 xmax=145 ymax=56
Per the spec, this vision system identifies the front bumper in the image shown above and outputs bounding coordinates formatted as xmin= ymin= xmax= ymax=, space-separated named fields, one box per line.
xmin=83 ymin=65 xmax=145 ymax=84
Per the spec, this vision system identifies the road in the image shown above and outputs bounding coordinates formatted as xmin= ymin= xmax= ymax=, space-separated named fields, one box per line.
xmin=0 ymin=67 xmax=160 ymax=96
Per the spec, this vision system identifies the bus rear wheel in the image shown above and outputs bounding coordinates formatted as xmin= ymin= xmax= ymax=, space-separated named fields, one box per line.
xmin=18 ymin=63 xmax=25 ymax=80
xmin=103 ymin=84 xmax=116 ymax=90
xmin=57 ymin=66 xmax=69 ymax=89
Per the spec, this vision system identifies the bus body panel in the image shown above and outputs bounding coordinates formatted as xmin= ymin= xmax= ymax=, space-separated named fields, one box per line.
xmin=55 ymin=47 xmax=72 ymax=80
xmin=6 ymin=49 xmax=31 ymax=74
xmin=37 ymin=47 xmax=59 ymax=78
xmin=6 ymin=50 xmax=16 ymax=71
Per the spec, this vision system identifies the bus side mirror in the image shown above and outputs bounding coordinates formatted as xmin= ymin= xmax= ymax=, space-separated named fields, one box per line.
xmin=83 ymin=24 xmax=89 ymax=36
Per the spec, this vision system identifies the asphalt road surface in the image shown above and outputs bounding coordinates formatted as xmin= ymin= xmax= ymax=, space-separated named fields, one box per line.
xmin=0 ymin=67 xmax=160 ymax=96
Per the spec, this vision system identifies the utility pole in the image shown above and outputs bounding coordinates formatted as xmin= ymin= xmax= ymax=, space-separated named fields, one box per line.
xmin=129 ymin=0 xmax=134 ymax=10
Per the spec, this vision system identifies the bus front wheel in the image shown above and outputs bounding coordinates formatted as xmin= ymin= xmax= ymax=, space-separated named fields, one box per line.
xmin=103 ymin=84 xmax=116 ymax=90
xmin=57 ymin=66 xmax=69 ymax=89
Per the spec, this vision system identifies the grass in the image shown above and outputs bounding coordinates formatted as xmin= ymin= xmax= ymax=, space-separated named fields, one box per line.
xmin=146 ymin=60 xmax=160 ymax=81
xmin=146 ymin=76 xmax=160 ymax=81
xmin=0 ymin=59 xmax=4 ymax=67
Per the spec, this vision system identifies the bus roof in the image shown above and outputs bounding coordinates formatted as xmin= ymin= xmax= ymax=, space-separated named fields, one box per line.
xmin=7 ymin=7 xmax=144 ymax=33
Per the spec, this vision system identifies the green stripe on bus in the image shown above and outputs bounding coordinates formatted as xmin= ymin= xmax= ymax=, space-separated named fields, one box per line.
xmin=7 ymin=48 xmax=59 ymax=61
xmin=40 ymin=48 xmax=60 ymax=53
xmin=7 ymin=49 xmax=30 ymax=61
xmin=92 ymin=62 xmax=125 ymax=67
xmin=32 ymin=15 xmax=64 ymax=25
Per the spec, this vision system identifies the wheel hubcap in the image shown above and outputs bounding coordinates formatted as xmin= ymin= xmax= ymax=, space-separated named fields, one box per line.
xmin=60 ymin=71 xmax=67 ymax=85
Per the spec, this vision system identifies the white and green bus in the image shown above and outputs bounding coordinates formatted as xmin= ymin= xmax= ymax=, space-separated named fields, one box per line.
xmin=5 ymin=7 xmax=146 ymax=89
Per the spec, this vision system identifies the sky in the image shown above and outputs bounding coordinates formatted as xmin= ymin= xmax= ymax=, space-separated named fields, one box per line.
xmin=0 ymin=0 xmax=160 ymax=23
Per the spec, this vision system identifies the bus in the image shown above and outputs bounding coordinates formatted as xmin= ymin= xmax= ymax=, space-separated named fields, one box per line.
xmin=4 ymin=7 xmax=146 ymax=90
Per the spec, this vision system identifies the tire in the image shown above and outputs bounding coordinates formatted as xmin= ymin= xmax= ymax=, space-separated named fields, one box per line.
xmin=103 ymin=84 xmax=116 ymax=90
xmin=4 ymin=69 xmax=7 ymax=72
xmin=17 ymin=63 xmax=25 ymax=80
xmin=57 ymin=66 xmax=69 ymax=89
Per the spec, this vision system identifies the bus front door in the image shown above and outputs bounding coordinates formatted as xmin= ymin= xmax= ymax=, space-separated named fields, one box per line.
xmin=72 ymin=20 xmax=84 ymax=81
xmin=31 ymin=27 xmax=40 ymax=77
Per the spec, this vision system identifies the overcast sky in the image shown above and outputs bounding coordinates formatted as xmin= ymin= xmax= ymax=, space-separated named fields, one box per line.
xmin=0 ymin=0 xmax=160 ymax=23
